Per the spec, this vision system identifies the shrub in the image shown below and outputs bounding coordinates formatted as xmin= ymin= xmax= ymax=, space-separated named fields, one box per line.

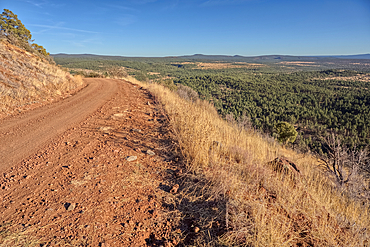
xmin=274 ymin=121 xmax=297 ymax=145
xmin=176 ymin=84 xmax=199 ymax=102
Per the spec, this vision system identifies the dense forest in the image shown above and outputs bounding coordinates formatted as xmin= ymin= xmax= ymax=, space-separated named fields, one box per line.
xmin=53 ymin=55 xmax=370 ymax=155
xmin=173 ymin=70 xmax=370 ymax=154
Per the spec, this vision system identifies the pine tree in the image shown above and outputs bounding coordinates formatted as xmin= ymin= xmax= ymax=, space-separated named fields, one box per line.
xmin=0 ymin=9 xmax=32 ymax=42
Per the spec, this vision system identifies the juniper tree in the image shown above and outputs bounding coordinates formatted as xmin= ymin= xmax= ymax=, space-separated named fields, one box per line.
xmin=274 ymin=121 xmax=298 ymax=145
xmin=0 ymin=9 xmax=32 ymax=42
xmin=0 ymin=9 xmax=50 ymax=58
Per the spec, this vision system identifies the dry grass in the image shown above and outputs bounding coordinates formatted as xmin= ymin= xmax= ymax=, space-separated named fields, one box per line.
xmin=0 ymin=40 xmax=84 ymax=117
xmin=126 ymin=77 xmax=370 ymax=246
xmin=0 ymin=223 xmax=39 ymax=247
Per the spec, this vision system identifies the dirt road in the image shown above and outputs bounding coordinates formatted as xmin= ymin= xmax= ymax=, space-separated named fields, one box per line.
xmin=0 ymin=79 xmax=180 ymax=246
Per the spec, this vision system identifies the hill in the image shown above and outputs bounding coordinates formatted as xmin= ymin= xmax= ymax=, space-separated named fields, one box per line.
xmin=53 ymin=53 xmax=370 ymax=73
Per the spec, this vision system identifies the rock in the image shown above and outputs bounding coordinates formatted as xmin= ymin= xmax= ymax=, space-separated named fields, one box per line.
xmin=268 ymin=157 xmax=300 ymax=177
xmin=132 ymin=128 xmax=141 ymax=133
xmin=147 ymin=101 xmax=151 ymax=105
xmin=64 ymin=202 xmax=76 ymax=211
xmin=99 ymin=127 xmax=112 ymax=133
xmin=126 ymin=156 xmax=137 ymax=162
xmin=113 ymin=113 xmax=124 ymax=118
xmin=170 ymin=184 xmax=179 ymax=194
xmin=146 ymin=150 xmax=155 ymax=156
xmin=194 ymin=227 xmax=200 ymax=233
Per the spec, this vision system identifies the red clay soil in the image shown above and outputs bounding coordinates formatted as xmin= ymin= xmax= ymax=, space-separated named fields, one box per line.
xmin=0 ymin=79 xmax=181 ymax=246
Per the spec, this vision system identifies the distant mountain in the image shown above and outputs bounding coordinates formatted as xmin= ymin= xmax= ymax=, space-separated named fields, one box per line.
xmin=329 ymin=54 xmax=370 ymax=59
xmin=177 ymin=54 xmax=370 ymax=62
xmin=53 ymin=53 xmax=370 ymax=61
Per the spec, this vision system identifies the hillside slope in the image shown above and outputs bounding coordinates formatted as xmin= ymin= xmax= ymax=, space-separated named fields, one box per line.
xmin=137 ymin=79 xmax=370 ymax=246
xmin=0 ymin=39 xmax=83 ymax=118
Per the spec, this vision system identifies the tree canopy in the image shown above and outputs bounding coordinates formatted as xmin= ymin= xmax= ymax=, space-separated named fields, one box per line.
xmin=0 ymin=9 xmax=32 ymax=42
xmin=0 ymin=9 xmax=50 ymax=58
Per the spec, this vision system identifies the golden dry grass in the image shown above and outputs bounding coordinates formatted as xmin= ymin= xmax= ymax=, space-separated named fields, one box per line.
xmin=0 ymin=40 xmax=84 ymax=117
xmin=127 ymin=77 xmax=370 ymax=246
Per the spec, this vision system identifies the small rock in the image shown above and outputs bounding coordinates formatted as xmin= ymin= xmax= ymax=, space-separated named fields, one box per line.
xmin=132 ymin=129 xmax=141 ymax=133
xmin=170 ymin=184 xmax=179 ymax=194
xmin=147 ymin=101 xmax=151 ymax=105
xmin=194 ymin=227 xmax=200 ymax=233
xmin=64 ymin=202 xmax=76 ymax=211
xmin=126 ymin=156 xmax=137 ymax=162
xmin=146 ymin=150 xmax=155 ymax=156
xmin=113 ymin=113 xmax=124 ymax=118
xmin=99 ymin=127 xmax=112 ymax=133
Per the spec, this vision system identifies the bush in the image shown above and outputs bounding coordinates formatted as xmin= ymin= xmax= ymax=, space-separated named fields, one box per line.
xmin=176 ymin=84 xmax=199 ymax=102
xmin=274 ymin=121 xmax=297 ymax=145
xmin=158 ymin=79 xmax=177 ymax=91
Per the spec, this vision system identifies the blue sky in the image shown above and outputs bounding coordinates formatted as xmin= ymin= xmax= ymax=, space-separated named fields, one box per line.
xmin=2 ymin=0 xmax=370 ymax=56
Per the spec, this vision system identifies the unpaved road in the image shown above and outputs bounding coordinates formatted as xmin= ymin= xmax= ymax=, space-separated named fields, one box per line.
xmin=0 ymin=79 xmax=181 ymax=246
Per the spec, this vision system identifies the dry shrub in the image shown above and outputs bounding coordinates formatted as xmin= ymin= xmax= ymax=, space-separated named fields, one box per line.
xmin=177 ymin=84 xmax=199 ymax=103
xmin=131 ymin=81 xmax=370 ymax=246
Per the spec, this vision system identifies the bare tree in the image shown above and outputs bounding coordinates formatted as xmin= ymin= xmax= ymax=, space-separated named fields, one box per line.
xmin=319 ymin=133 xmax=369 ymax=200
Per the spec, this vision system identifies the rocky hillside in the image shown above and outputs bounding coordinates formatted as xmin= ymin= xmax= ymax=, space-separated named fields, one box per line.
xmin=0 ymin=39 xmax=84 ymax=118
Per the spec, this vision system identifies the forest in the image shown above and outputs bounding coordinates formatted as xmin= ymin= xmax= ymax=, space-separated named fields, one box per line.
xmin=173 ymin=70 xmax=370 ymax=154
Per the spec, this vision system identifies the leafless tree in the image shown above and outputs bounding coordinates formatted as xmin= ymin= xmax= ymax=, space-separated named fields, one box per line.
xmin=319 ymin=133 xmax=369 ymax=200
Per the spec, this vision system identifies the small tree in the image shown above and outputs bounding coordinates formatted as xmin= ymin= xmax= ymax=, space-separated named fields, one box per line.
xmin=274 ymin=121 xmax=297 ymax=145
xmin=320 ymin=134 xmax=366 ymax=185
xmin=0 ymin=9 xmax=50 ymax=58
xmin=0 ymin=9 xmax=32 ymax=42
xmin=31 ymin=43 xmax=50 ymax=56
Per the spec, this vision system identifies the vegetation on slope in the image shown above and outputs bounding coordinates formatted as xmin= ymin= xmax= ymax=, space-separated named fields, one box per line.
xmin=0 ymin=9 xmax=49 ymax=59
xmin=128 ymin=78 xmax=370 ymax=246
xmin=0 ymin=9 xmax=84 ymax=118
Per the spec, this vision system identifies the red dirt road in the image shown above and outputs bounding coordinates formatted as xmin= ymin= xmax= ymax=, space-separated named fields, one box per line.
xmin=0 ymin=79 xmax=180 ymax=246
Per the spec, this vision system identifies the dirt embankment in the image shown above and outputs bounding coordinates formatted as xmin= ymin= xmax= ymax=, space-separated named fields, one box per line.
xmin=0 ymin=78 xmax=181 ymax=246
xmin=0 ymin=40 xmax=84 ymax=117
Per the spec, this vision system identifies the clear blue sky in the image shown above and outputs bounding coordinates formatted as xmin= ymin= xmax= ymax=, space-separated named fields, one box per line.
xmin=2 ymin=0 xmax=370 ymax=56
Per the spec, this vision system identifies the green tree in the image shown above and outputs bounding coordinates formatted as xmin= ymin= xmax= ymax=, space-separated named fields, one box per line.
xmin=0 ymin=9 xmax=32 ymax=42
xmin=1 ymin=9 xmax=50 ymax=58
xmin=274 ymin=122 xmax=298 ymax=145
xmin=31 ymin=43 xmax=50 ymax=56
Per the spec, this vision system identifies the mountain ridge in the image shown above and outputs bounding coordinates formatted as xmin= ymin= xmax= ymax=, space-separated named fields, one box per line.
xmin=52 ymin=53 xmax=370 ymax=60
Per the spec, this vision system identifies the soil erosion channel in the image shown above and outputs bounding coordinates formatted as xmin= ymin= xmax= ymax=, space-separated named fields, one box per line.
xmin=0 ymin=78 xmax=179 ymax=246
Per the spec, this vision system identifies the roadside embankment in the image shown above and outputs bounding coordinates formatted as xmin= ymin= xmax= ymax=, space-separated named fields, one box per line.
xmin=0 ymin=40 xmax=84 ymax=119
